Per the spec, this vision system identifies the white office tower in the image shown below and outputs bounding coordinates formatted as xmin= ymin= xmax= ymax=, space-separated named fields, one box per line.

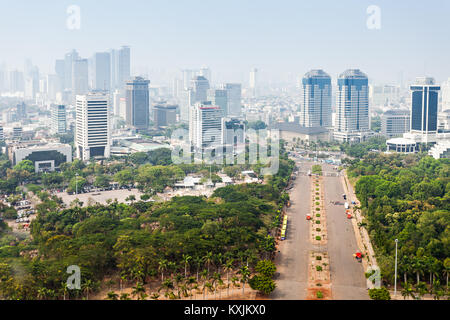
xmin=300 ymin=70 xmax=332 ymax=128
xmin=249 ymin=68 xmax=258 ymax=97
xmin=441 ymin=78 xmax=450 ymax=112
xmin=93 ymin=52 xmax=111 ymax=91
xmin=51 ymin=105 xmax=67 ymax=134
xmin=113 ymin=89 xmax=122 ymax=116
xmin=189 ymin=102 xmax=223 ymax=150
xmin=381 ymin=109 xmax=410 ymax=138
xmin=334 ymin=69 xmax=370 ymax=142
xmin=223 ymin=83 xmax=242 ymax=117
xmin=207 ymin=89 xmax=228 ymax=116
xmin=110 ymin=46 xmax=131 ymax=91
xmin=47 ymin=74 xmax=59 ymax=101
xmin=64 ymin=49 xmax=79 ymax=91
xmin=118 ymin=46 xmax=131 ymax=90
xmin=182 ymin=69 xmax=195 ymax=89
xmin=75 ymin=93 xmax=110 ymax=161
xmin=72 ymin=59 xmax=89 ymax=99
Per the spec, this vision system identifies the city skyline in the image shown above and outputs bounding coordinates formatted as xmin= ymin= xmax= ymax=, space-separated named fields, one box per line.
xmin=0 ymin=1 xmax=449 ymax=85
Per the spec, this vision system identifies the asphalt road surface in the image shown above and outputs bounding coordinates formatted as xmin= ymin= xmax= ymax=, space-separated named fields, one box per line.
xmin=271 ymin=161 xmax=312 ymax=300
xmin=322 ymin=164 xmax=369 ymax=300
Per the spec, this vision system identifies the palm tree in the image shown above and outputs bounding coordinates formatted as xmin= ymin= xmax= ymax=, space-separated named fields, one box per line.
xmin=185 ymin=276 xmax=197 ymax=300
xmin=120 ymin=293 xmax=131 ymax=300
xmin=238 ymin=265 xmax=250 ymax=296
xmin=82 ymin=279 xmax=94 ymax=300
xmin=224 ymin=259 xmax=234 ymax=296
xmin=167 ymin=261 xmax=177 ymax=280
xmin=131 ymin=282 xmax=147 ymax=300
xmin=106 ymin=291 xmax=119 ymax=300
xmin=401 ymin=282 xmax=415 ymax=300
xmin=444 ymin=258 xmax=450 ymax=289
xmin=193 ymin=256 xmax=202 ymax=282
xmin=215 ymin=253 xmax=223 ymax=273
xmin=150 ymin=293 xmax=160 ymax=300
xmin=120 ymin=274 xmax=127 ymax=292
xmin=159 ymin=279 xmax=174 ymax=298
xmin=182 ymin=254 xmax=192 ymax=278
xmin=158 ymin=259 xmax=168 ymax=282
xmin=412 ymin=257 xmax=425 ymax=286
xmin=204 ymin=252 xmax=214 ymax=275
xmin=37 ymin=287 xmax=48 ymax=300
xmin=60 ymin=282 xmax=69 ymax=301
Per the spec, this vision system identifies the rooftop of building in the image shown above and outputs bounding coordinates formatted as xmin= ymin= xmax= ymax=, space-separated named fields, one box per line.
xmin=303 ymin=69 xmax=330 ymax=79
xmin=338 ymin=69 xmax=368 ymax=79
xmin=270 ymin=122 xmax=329 ymax=135
xmin=383 ymin=109 xmax=410 ymax=115
xmin=386 ymin=137 xmax=416 ymax=145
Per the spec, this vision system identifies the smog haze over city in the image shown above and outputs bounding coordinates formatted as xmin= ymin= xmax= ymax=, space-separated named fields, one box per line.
xmin=1 ymin=0 xmax=449 ymax=84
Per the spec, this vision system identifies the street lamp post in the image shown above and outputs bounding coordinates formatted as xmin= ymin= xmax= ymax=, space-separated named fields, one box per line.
xmin=75 ymin=173 xmax=79 ymax=195
xmin=394 ymin=238 xmax=398 ymax=297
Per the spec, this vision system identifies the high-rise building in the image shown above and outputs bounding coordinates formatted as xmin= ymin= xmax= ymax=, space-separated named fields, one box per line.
xmin=47 ymin=74 xmax=59 ymax=101
xmin=199 ymin=66 xmax=211 ymax=84
xmin=249 ymin=68 xmax=258 ymax=96
xmin=9 ymin=70 xmax=24 ymax=93
xmin=223 ymin=83 xmax=242 ymax=117
xmin=441 ymin=78 xmax=450 ymax=112
xmin=381 ymin=109 xmax=410 ymax=138
xmin=75 ymin=93 xmax=110 ymax=160
xmin=13 ymin=127 xmax=23 ymax=140
xmin=334 ymin=69 xmax=370 ymax=142
xmin=153 ymin=104 xmax=177 ymax=128
xmin=125 ymin=76 xmax=150 ymax=130
xmin=51 ymin=105 xmax=67 ymax=134
xmin=222 ymin=118 xmax=245 ymax=148
xmin=0 ymin=126 xmax=3 ymax=141
xmin=55 ymin=59 xmax=65 ymax=93
xmin=93 ymin=52 xmax=111 ymax=91
xmin=189 ymin=102 xmax=223 ymax=150
xmin=182 ymin=69 xmax=195 ymax=89
xmin=369 ymin=84 xmax=400 ymax=107
xmin=189 ymin=76 xmax=210 ymax=104
xmin=72 ymin=59 xmax=89 ymax=98
xmin=64 ymin=49 xmax=79 ymax=90
xmin=117 ymin=46 xmax=131 ymax=90
xmin=410 ymin=77 xmax=440 ymax=139
xmin=207 ymin=89 xmax=228 ymax=116
xmin=300 ymin=69 xmax=332 ymax=128
xmin=16 ymin=102 xmax=27 ymax=120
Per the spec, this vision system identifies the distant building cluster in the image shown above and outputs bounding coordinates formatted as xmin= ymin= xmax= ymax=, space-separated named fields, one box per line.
xmin=1 ymin=44 xmax=449 ymax=164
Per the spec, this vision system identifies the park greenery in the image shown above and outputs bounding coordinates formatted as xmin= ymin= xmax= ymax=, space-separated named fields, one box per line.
xmin=0 ymin=142 xmax=295 ymax=299
xmin=348 ymin=153 xmax=449 ymax=299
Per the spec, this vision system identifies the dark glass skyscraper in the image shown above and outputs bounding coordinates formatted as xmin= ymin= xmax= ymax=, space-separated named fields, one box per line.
xmin=125 ymin=76 xmax=150 ymax=131
xmin=410 ymin=77 xmax=440 ymax=135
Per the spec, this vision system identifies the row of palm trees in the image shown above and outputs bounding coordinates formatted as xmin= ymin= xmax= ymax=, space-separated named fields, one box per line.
xmin=107 ymin=255 xmax=253 ymax=300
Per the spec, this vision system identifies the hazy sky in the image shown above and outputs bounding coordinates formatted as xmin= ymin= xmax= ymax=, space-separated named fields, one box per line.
xmin=0 ymin=0 xmax=449 ymax=85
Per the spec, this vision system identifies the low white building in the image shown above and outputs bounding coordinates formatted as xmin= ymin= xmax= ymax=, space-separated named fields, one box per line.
xmin=9 ymin=142 xmax=72 ymax=173
xmin=386 ymin=137 xmax=417 ymax=154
